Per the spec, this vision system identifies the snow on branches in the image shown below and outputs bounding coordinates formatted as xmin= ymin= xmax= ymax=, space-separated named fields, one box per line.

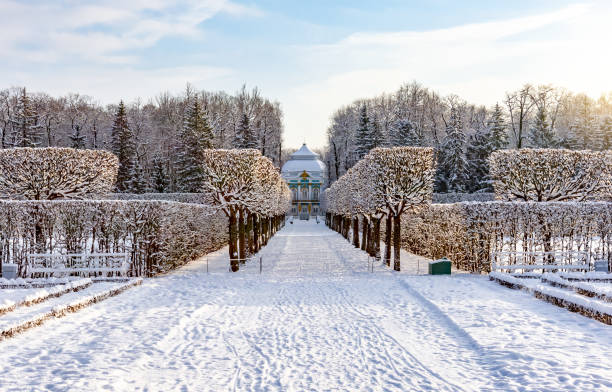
xmin=0 ymin=200 xmax=227 ymax=277
xmin=202 ymin=149 xmax=290 ymax=271
xmin=489 ymin=149 xmax=612 ymax=201
xmin=0 ymin=148 xmax=118 ymax=200
xmin=366 ymin=147 xmax=435 ymax=215
xmin=326 ymin=147 xmax=435 ymax=270
xmin=402 ymin=201 xmax=612 ymax=273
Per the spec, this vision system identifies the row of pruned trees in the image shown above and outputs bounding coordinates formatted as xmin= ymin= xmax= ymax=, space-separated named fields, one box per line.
xmin=202 ymin=149 xmax=292 ymax=272
xmin=325 ymin=147 xmax=435 ymax=271
xmin=489 ymin=149 xmax=611 ymax=202
xmin=325 ymin=81 xmax=612 ymax=194
xmin=403 ymin=149 xmax=612 ymax=272
xmin=0 ymin=85 xmax=284 ymax=193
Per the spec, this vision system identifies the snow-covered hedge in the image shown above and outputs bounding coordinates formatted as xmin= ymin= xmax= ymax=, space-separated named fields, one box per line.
xmin=432 ymin=193 xmax=495 ymax=204
xmin=0 ymin=148 xmax=118 ymax=200
xmin=489 ymin=149 xmax=612 ymax=201
xmin=106 ymin=193 xmax=212 ymax=204
xmin=402 ymin=201 xmax=612 ymax=273
xmin=0 ymin=200 xmax=227 ymax=277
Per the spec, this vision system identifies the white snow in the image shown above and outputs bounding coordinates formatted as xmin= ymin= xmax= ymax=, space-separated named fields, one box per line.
xmin=541 ymin=273 xmax=612 ymax=300
xmin=0 ymin=280 xmax=141 ymax=338
xmin=532 ymin=283 xmax=612 ymax=316
xmin=0 ymin=278 xmax=92 ymax=314
xmin=560 ymin=271 xmax=612 ymax=281
xmin=0 ymin=220 xmax=610 ymax=391
xmin=577 ymin=282 xmax=612 ymax=297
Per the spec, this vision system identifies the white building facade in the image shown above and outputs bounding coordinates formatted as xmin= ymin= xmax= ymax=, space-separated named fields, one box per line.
xmin=281 ymin=144 xmax=326 ymax=219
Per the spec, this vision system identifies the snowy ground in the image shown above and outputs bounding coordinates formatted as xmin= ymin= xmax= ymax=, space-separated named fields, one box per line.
xmin=0 ymin=220 xmax=610 ymax=391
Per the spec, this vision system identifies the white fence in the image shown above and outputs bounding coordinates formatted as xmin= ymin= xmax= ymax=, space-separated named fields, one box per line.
xmin=27 ymin=253 xmax=130 ymax=278
xmin=490 ymin=250 xmax=591 ymax=274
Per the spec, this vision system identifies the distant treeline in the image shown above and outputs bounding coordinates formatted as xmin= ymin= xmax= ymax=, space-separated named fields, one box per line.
xmin=0 ymin=84 xmax=284 ymax=193
xmin=325 ymin=81 xmax=612 ymax=193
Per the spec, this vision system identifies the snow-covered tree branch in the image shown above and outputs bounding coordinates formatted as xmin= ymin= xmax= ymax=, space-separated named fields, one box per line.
xmin=0 ymin=147 xmax=118 ymax=200
xmin=489 ymin=149 xmax=612 ymax=202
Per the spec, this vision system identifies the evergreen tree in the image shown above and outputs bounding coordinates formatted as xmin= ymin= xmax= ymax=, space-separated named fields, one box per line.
xmin=69 ymin=125 xmax=86 ymax=149
xmin=369 ymin=115 xmax=385 ymax=149
xmin=600 ymin=116 xmax=612 ymax=151
xmin=111 ymin=100 xmax=136 ymax=192
xmin=176 ymin=98 xmax=215 ymax=192
xmin=391 ymin=118 xmax=421 ymax=146
xmin=10 ymin=87 xmax=43 ymax=147
xmin=488 ymin=103 xmax=507 ymax=150
xmin=234 ymin=113 xmax=257 ymax=149
xmin=151 ymin=154 xmax=169 ymax=193
xmin=354 ymin=105 xmax=372 ymax=159
xmin=465 ymin=125 xmax=494 ymax=192
xmin=436 ymin=106 xmax=468 ymax=192
xmin=569 ymin=104 xmax=597 ymax=149
xmin=528 ymin=105 xmax=556 ymax=148
xmin=129 ymin=156 xmax=148 ymax=194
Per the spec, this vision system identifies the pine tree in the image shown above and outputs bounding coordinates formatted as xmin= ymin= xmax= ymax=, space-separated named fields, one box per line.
xmin=465 ymin=125 xmax=494 ymax=192
xmin=488 ymin=103 xmax=507 ymax=150
xmin=600 ymin=116 xmax=612 ymax=151
xmin=176 ymin=98 xmax=215 ymax=192
xmin=436 ymin=106 xmax=468 ymax=192
xmin=391 ymin=118 xmax=421 ymax=146
xmin=69 ymin=125 xmax=86 ymax=149
xmin=151 ymin=154 xmax=169 ymax=193
xmin=10 ymin=87 xmax=43 ymax=147
xmin=234 ymin=113 xmax=257 ymax=149
xmin=354 ymin=105 xmax=372 ymax=159
xmin=111 ymin=101 xmax=136 ymax=192
xmin=528 ymin=106 xmax=556 ymax=148
xmin=129 ymin=156 xmax=148 ymax=194
xmin=370 ymin=115 xmax=385 ymax=149
xmin=569 ymin=102 xmax=596 ymax=149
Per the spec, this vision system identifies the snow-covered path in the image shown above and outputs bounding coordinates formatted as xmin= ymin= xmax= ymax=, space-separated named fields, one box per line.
xmin=1 ymin=221 xmax=611 ymax=391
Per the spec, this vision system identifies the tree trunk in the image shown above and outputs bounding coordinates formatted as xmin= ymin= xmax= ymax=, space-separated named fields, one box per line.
xmin=393 ymin=214 xmax=401 ymax=271
xmin=367 ymin=220 xmax=375 ymax=256
xmin=247 ymin=212 xmax=254 ymax=256
xmin=229 ymin=209 xmax=239 ymax=272
xmin=352 ymin=216 xmax=360 ymax=248
xmin=374 ymin=217 xmax=381 ymax=260
xmin=361 ymin=216 xmax=368 ymax=251
xmin=253 ymin=214 xmax=260 ymax=253
xmin=239 ymin=208 xmax=246 ymax=263
xmin=346 ymin=217 xmax=350 ymax=239
xmin=263 ymin=217 xmax=269 ymax=246
xmin=384 ymin=214 xmax=392 ymax=266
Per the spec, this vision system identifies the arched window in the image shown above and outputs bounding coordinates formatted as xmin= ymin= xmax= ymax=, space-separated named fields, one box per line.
xmin=301 ymin=187 xmax=308 ymax=200
xmin=313 ymin=188 xmax=319 ymax=201
xmin=292 ymin=188 xmax=297 ymax=201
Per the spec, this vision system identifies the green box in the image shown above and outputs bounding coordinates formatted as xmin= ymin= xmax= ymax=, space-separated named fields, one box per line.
xmin=429 ymin=258 xmax=451 ymax=275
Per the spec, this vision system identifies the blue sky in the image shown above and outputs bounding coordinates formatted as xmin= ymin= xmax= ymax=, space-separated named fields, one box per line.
xmin=1 ymin=0 xmax=610 ymax=148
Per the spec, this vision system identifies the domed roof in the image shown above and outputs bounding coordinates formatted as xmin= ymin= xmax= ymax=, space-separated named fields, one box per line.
xmin=281 ymin=143 xmax=325 ymax=175
xmin=290 ymin=143 xmax=319 ymax=159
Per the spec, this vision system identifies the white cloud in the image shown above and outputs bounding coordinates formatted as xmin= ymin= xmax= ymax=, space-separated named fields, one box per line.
xmin=0 ymin=0 xmax=261 ymax=65
xmin=281 ymin=3 xmax=612 ymax=149
xmin=10 ymin=65 xmax=235 ymax=104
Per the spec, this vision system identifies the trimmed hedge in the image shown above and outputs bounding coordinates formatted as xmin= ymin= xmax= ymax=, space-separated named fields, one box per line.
xmin=402 ymin=201 xmax=612 ymax=273
xmin=0 ymin=148 xmax=118 ymax=200
xmin=106 ymin=193 xmax=212 ymax=204
xmin=432 ymin=193 xmax=495 ymax=204
xmin=0 ymin=200 xmax=227 ymax=277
